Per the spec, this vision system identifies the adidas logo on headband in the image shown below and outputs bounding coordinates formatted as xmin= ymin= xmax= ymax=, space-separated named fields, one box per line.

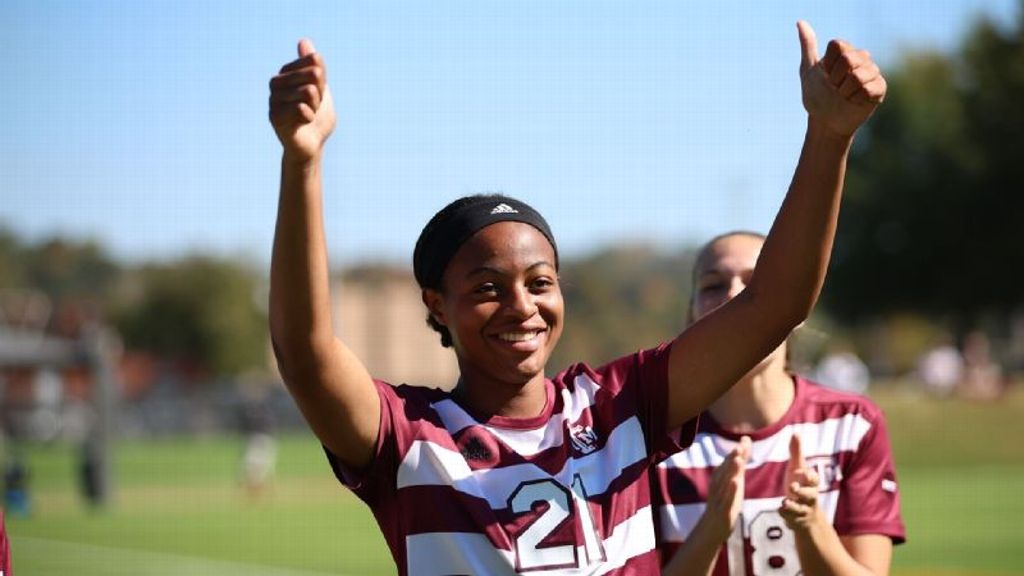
xmin=490 ymin=203 xmax=518 ymax=215
xmin=414 ymin=194 xmax=557 ymax=290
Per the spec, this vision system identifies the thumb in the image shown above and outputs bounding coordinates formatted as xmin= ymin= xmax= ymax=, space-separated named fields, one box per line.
xmin=797 ymin=20 xmax=818 ymax=72
xmin=737 ymin=435 xmax=752 ymax=463
xmin=298 ymin=38 xmax=317 ymax=58
xmin=788 ymin=433 xmax=805 ymax=471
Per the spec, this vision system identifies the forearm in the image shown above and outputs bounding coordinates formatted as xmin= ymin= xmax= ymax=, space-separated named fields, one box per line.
xmin=665 ymin=120 xmax=853 ymax=425
xmin=794 ymin=523 xmax=882 ymax=576
xmin=265 ymin=42 xmax=380 ymax=468
xmin=662 ymin=516 xmax=727 ymax=576
xmin=748 ymin=118 xmax=851 ymax=326
xmin=270 ymin=152 xmax=336 ymax=369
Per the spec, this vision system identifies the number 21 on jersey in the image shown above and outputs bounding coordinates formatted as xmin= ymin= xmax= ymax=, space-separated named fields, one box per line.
xmin=510 ymin=475 xmax=605 ymax=572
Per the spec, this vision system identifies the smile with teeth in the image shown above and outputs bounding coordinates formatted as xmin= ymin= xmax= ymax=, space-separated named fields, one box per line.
xmin=496 ymin=329 xmax=544 ymax=342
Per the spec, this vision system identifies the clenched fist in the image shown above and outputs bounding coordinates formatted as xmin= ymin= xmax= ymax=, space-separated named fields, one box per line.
xmin=269 ymin=39 xmax=336 ymax=161
xmin=798 ymin=21 xmax=887 ymax=138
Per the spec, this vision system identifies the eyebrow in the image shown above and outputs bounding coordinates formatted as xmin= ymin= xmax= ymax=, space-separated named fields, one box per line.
xmin=465 ymin=261 xmax=555 ymax=278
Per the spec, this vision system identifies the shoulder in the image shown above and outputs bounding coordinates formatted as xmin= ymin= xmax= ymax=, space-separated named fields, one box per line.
xmin=797 ymin=376 xmax=886 ymax=422
xmin=378 ymin=379 xmax=449 ymax=400
xmin=376 ymin=380 xmax=453 ymax=423
xmin=554 ymin=342 xmax=674 ymax=391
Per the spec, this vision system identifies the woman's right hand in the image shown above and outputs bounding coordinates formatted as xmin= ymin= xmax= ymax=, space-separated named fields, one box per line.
xmin=797 ymin=21 xmax=886 ymax=139
xmin=269 ymin=39 xmax=337 ymax=162
xmin=779 ymin=434 xmax=824 ymax=532
xmin=705 ymin=435 xmax=752 ymax=540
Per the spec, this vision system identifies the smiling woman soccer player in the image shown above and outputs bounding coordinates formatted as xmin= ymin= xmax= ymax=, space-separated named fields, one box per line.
xmin=267 ymin=21 xmax=886 ymax=576
xmin=655 ymin=232 xmax=905 ymax=576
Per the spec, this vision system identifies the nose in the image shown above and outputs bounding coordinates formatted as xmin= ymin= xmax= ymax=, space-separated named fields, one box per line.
xmin=507 ymin=285 xmax=538 ymax=318
xmin=726 ymin=277 xmax=746 ymax=299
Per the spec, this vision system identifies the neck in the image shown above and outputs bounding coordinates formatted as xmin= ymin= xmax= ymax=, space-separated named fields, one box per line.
xmin=708 ymin=354 xmax=794 ymax=433
xmin=452 ymin=372 xmax=549 ymax=420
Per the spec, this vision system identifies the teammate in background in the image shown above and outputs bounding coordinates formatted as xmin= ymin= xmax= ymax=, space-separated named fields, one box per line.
xmin=268 ymin=20 xmax=885 ymax=575
xmin=655 ymin=232 xmax=905 ymax=576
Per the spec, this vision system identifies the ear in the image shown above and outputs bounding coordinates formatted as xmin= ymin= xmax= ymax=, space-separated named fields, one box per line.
xmin=422 ymin=288 xmax=447 ymax=326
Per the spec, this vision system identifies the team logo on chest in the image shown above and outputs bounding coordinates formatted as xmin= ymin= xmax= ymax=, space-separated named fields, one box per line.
xmin=568 ymin=424 xmax=600 ymax=455
xmin=457 ymin=431 xmax=497 ymax=466
xmin=806 ymin=455 xmax=843 ymax=489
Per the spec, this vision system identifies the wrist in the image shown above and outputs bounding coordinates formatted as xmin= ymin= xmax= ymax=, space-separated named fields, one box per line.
xmin=281 ymin=150 xmax=322 ymax=173
xmin=696 ymin=511 xmax=733 ymax=543
xmin=806 ymin=117 xmax=856 ymax=149
xmin=791 ymin=507 xmax=829 ymax=539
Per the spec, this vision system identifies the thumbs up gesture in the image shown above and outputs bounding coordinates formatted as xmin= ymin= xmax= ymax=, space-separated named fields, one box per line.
xmin=778 ymin=433 xmax=824 ymax=532
xmin=797 ymin=21 xmax=887 ymax=138
xmin=269 ymin=39 xmax=337 ymax=161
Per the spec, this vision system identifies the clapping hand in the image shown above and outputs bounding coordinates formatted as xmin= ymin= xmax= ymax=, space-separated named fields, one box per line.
xmin=778 ymin=434 xmax=824 ymax=532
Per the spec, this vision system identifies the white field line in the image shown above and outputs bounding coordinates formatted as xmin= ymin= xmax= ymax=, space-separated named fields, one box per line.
xmin=12 ymin=536 xmax=366 ymax=576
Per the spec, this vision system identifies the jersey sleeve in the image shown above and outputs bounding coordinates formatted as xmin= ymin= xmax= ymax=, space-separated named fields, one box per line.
xmin=594 ymin=341 xmax=699 ymax=464
xmin=323 ymin=379 xmax=405 ymax=506
xmin=833 ymin=406 xmax=906 ymax=543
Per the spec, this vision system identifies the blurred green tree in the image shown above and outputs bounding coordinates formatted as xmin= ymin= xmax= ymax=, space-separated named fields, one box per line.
xmin=826 ymin=6 xmax=1024 ymax=328
xmin=115 ymin=257 xmax=267 ymax=377
xmin=26 ymin=238 xmax=121 ymax=304
xmin=551 ymin=244 xmax=694 ymax=370
xmin=0 ymin=229 xmax=120 ymax=303
xmin=0 ymin=227 xmax=28 ymax=291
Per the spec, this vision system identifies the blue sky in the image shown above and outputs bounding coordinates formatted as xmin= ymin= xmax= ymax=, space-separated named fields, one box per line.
xmin=1 ymin=1 xmax=1018 ymax=268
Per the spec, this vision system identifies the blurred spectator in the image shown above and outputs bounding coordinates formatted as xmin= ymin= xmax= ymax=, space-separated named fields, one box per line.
xmin=3 ymin=455 xmax=29 ymax=517
xmin=78 ymin=438 xmax=106 ymax=508
xmin=960 ymin=330 xmax=1004 ymax=401
xmin=815 ymin=347 xmax=871 ymax=395
xmin=1008 ymin=312 xmax=1024 ymax=374
xmin=237 ymin=383 xmax=276 ymax=497
xmin=917 ymin=337 xmax=964 ymax=397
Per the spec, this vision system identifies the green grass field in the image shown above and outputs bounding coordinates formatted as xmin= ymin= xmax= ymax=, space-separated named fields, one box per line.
xmin=8 ymin=387 xmax=1024 ymax=575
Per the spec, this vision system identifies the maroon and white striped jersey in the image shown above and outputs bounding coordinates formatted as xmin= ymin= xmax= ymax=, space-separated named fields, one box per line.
xmin=654 ymin=376 xmax=905 ymax=576
xmin=327 ymin=343 xmax=697 ymax=576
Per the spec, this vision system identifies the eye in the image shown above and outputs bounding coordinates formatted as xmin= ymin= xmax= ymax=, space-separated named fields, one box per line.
xmin=530 ymin=276 xmax=556 ymax=291
xmin=474 ymin=282 xmax=498 ymax=296
xmin=699 ymin=281 xmax=726 ymax=294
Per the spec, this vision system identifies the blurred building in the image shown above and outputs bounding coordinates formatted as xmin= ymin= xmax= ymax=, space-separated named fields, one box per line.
xmin=0 ymin=269 xmax=460 ymax=441
xmin=333 ymin=266 xmax=459 ymax=389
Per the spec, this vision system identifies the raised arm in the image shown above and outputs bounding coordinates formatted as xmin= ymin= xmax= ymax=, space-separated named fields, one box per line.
xmin=666 ymin=22 xmax=886 ymax=428
xmin=269 ymin=40 xmax=379 ymax=469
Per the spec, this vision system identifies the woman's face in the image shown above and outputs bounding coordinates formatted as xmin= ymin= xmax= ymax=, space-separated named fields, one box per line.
xmin=424 ymin=221 xmax=564 ymax=389
xmin=692 ymin=233 xmax=788 ymax=377
xmin=691 ymin=234 xmax=765 ymax=322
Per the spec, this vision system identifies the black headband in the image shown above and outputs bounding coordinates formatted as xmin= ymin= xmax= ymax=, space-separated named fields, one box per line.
xmin=413 ymin=194 xmax=558 ymax=289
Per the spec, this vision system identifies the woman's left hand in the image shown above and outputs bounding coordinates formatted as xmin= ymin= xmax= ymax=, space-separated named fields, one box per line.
xmin=779 ymin=434 xmax=825 ymax=531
